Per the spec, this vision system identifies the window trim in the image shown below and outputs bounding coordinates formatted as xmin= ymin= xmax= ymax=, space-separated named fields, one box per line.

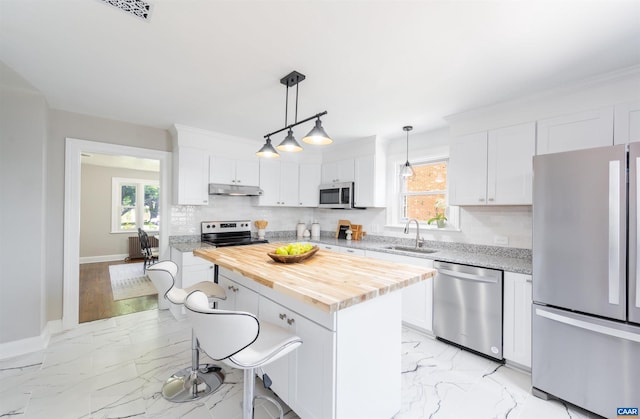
xmin=396 ymin=157 xmax=460 ymax=231
xmin=111 ymin=177 xmax=160 ymax=234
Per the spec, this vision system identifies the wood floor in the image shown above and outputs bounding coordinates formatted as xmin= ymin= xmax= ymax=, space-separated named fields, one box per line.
xmin=79 ymin=260 xmax=158 ymax=323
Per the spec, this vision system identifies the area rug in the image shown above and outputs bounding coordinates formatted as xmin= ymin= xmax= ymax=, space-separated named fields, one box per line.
xmin=109 ymin=262 xmax=157 ymax=301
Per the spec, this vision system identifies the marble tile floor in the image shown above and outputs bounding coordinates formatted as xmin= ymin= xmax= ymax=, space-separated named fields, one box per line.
xmin=1 ymin=309 xmax=602 ymax=419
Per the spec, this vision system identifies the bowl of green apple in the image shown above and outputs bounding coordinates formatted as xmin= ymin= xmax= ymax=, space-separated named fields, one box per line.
xmin=268 ymin=242 xmax=319 ymax=263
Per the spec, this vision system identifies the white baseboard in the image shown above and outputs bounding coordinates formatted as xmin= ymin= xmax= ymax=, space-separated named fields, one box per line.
xmin=0 ymin=319 xmax=62 ymax=360
xmin=79 ymin=254 xmax=129 ymax=264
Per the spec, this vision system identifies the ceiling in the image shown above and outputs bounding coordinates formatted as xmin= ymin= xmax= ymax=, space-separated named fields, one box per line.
xmin=1 ymin=0 xmax=639 ymax=145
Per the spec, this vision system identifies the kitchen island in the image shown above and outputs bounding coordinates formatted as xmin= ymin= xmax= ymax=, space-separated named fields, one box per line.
xmin=194 ymin=243 xmax=435 ymax=419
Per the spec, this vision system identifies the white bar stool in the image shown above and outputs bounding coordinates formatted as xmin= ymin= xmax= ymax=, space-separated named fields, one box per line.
xmin=146 ymin=260 xmax=227 ymax=402
xmin=185 ymin=290 xmax=302 ymax=419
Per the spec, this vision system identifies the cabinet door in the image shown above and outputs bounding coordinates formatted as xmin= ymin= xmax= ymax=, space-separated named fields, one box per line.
xmin=235 ymin=159 xmax=260 ymax=186
xmin=216 ymin=274 xmax=236 ymax=311
xmin=449 ymin=132 xmax=488 ymax=206
xmin=174 ymin=146 xmax=209 ymax=205
xmin=258 ymin=159 xmax=280 ymax=206
xmin=258 ymin=297 xmax=292 ymax=401
xmin=537 ymin=107 xmax=614 ymax=154
xmin=259 ymin=296 xmax=334 ymax=419
xmin=321 ymin=161 xmax=338 ymax=184
xmin=337 ymin=158 xmax=355 ymax=182
xmin=288 ymin=307 xmax=335 ymax=419
xmin=503 ymin=272 xmax=532 ymax=368
xmin=487 ymin=122 xmax=535 ymax=205
xmin=354 ymin=155 xmax=375 ymax=207
xmin=209 ymin=156 xmax=236 ymax=184
xmin=298 ymin=163 xmax=321 ymax=206
xmin=321 ymin=159 xmax=354 ymax=183
xmin=278 ymin=161 xmax=299 ymax=206
xmin=614 ymin=100 xmax=640 ymax=144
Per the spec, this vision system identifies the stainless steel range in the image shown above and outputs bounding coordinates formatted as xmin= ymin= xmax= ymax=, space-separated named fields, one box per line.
xmin=201 ymin=220 xmax=268 ymax=247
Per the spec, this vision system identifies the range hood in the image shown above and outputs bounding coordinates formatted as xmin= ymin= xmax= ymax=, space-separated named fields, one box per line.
xmin=208 ymin=183 xmax=263 ymax=196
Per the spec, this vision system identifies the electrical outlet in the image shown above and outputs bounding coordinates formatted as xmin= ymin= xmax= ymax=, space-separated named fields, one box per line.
xmin=494 ymin=236 xmax=509 ymax=246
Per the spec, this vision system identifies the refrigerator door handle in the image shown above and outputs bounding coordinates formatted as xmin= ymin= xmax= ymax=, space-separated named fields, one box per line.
xmin=636 ymin=157 xmax=640 ymax=309
xmin=535 ymin=307 xmax=640 ymax=343
xmin=608 ymin=160 xmax=620 ymax=305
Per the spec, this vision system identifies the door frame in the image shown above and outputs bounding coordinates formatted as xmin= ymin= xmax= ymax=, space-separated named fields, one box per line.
xmin=63 ymin=138 xmax=172 ymax=329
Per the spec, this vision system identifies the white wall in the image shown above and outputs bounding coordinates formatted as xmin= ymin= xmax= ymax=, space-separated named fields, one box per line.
xmin=0 ymin=64 xmax=48 ymax=343
xmin=80 ymin=164 xmax=159 ymax=259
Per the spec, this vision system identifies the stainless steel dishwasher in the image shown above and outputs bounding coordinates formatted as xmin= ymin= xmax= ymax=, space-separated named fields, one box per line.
xmin=433 ymin=261 xmax=504 ymax=361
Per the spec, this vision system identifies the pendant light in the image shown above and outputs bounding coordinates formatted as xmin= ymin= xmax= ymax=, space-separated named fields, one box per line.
xmin=302 ymin=117 xmax=333 ymax=145
xmin=257 ymin=70 xmax=332 ymax=157
xmin=256 ymin=136 xmax=280 ymax=158
xmin=400 ymin=125 xmax=414 ymax=177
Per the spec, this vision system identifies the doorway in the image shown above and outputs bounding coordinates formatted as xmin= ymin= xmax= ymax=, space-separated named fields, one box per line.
xmin=63 ymin=138 xmax=171 ymax=329
xmin=79 ymin=152 xmax=162 ymax=322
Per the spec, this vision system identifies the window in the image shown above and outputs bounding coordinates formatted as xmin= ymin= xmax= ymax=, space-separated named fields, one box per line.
xmin=399 ymin=159 xmax=458 ymax=228
xmin=112 ymin=177 xmax=160 ymax=233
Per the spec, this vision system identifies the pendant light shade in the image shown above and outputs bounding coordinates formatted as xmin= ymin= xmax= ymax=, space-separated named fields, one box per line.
xmin=302 ymin=118 xmax=333 ymax=145
xmin=401 ymin=125 xmax=414 ymax=177
xmin=256 ymin=137 xmax=280 ymax=158
xmin=276 ymin=129 xmax=303 ymax=152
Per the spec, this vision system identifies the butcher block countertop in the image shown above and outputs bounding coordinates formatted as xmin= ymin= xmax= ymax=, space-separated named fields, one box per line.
xmin=194 ymin=242 xmax=435 ymax=313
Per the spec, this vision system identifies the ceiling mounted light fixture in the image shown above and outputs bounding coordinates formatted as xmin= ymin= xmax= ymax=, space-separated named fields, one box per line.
xmin=255 ymin=136 xmax=280 ymax=158
xmin=400 ymin=125 xmax=414 ymax=177
xmin=257 ymin=70 xmax=332 ymax=158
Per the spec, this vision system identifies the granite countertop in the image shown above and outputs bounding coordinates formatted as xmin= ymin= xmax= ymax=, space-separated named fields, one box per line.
xmin=170 ymin=234 xmax=532 ymax=275
xmin=194 ymin=243 xmax=435 ymax=313
xmin=307 ymin=238 xmax=533 ymax=275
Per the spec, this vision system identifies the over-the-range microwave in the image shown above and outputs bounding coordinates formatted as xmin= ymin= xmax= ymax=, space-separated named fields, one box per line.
xmin=318 ymin=182 xmax=354 ymax=209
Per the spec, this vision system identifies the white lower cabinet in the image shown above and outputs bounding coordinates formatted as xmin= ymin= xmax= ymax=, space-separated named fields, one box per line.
xmin=259 ymin=296 xmax=335 ymax=419
xmin=365 ymin=250 xmax=434 ymax=333
xmin=503 ymin=271 xmax=532 ymax=369
xmin=216 ymin=272 xmax=259 ymax=314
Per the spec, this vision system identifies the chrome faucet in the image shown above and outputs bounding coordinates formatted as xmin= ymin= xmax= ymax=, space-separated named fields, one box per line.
xmin=404 ymin=218 xmax=424 ymax=248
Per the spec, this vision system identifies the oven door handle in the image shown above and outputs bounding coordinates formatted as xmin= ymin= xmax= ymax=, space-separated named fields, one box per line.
xmin=437 ymin=268 xmax=499 ymax=284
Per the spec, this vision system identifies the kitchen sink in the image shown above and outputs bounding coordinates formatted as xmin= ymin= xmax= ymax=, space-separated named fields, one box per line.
xmin=383 ymin=245 xmax=439 ymax=254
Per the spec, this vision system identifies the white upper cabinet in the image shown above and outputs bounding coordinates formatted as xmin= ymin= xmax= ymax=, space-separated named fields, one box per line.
xmin=258 ymin=159 xmax=299 ymax=206
xmin=487 ymin=122 xmax=535 ymax=205
xmin=173 ymin=146 xmax=209 ymax=205
xmin=321 ymin=159 xmax=355 ymax=184
xmin=354 ymin=154 xmax=385 ymax=207
xmin=449 ymin=132 xmax=488 ymax=206
xmin=614 ymin=100 xmax=640 ymax=144
xmin=298 ymin=162 xmax=321 ymax=207
xmin=536 ymin=107 xmax=614 ymax=154
xmin=450 ymin=122 xmax=535 ymax=206
xmin=209 ymin=156 xmax=260 ymax=186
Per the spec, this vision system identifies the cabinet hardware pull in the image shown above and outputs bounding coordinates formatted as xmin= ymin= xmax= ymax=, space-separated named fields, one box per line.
xmin=287 ymin=318 xmax=295 ymax=325
xmin=488 ymin=198 xmax=494 ymax=201
xmin=279 ymin=313 xmax=287 ymax=320
xmin=479 ymin=198 xmax=484 ymax=202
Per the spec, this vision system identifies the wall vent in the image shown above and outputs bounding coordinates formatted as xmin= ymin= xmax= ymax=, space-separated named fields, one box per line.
xmin=99 ymin=0 xmax=152 ymax=20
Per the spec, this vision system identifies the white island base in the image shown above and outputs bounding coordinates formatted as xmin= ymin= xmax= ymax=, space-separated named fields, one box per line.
xmin=218 ymin=267 xmax=402 ymax=419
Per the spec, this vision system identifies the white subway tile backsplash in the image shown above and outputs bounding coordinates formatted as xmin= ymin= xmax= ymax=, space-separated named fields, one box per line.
xmin=170 ymin=199 xmax=532 ymax=249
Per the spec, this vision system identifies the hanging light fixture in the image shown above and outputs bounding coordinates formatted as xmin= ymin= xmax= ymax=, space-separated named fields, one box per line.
xmin=302 ymin=117 xmax=332 ymax=145
xmin=257 ymin=70 xmax=332 ymax=158
xmin=256 ymin=136 xmax=280 ymax=158
xmin=400 ymin=125 xmax=414 ymax=177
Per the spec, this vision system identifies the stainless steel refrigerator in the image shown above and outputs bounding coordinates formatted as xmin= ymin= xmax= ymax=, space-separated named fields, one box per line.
xmin=532 ymin=143 xmax=640 ymax=417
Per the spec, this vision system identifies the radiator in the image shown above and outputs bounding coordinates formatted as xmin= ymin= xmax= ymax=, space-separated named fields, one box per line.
xmin=127 ymin=235 xmax=159 ymax=260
